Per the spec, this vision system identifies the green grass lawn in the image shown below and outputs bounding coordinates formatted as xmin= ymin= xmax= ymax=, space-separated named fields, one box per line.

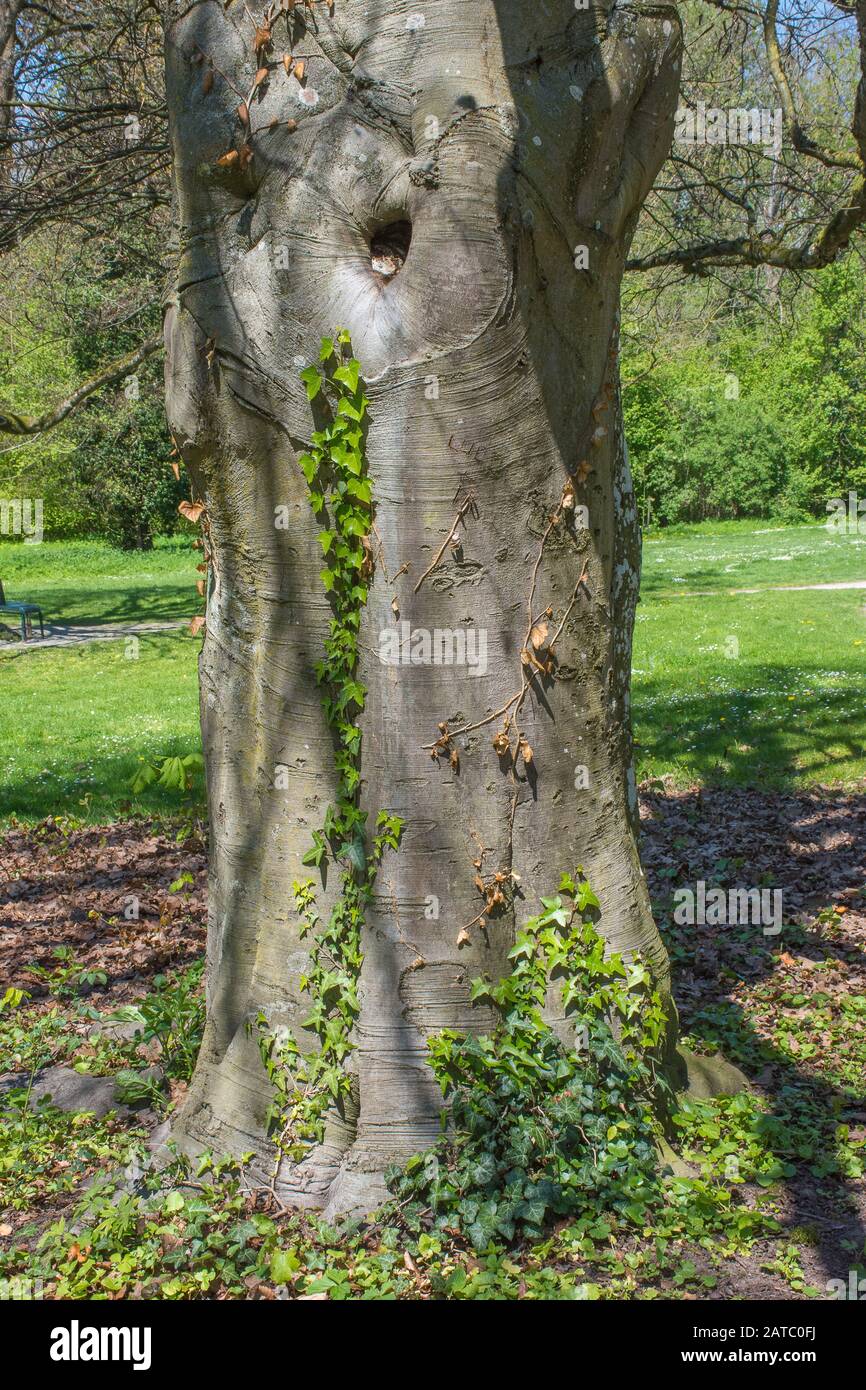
xmin=641 ymin=519 xmax=866 ymax=597
xmin=0 ymin=522 xmax=864 ymax=822
xmin=0 ymin=631 xmax=201 ymax=821
xmin=632 ymin=587 xmax=866 ymax=787
xmin=0 ymin=536 xmax=196 ymax=624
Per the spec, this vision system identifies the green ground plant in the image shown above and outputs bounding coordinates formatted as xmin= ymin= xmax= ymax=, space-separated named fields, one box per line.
xmin=387 ymin=872 xmax=670 ymax=1248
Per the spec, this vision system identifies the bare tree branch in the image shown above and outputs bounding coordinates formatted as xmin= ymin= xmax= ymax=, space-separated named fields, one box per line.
xmin=0 ymin=331 xmax=162 ymax=435
xmin=628 ymin=0 xmax=866 ymax=274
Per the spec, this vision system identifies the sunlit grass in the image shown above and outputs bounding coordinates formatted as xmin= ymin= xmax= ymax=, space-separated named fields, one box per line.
xmin=633 ymin=587 xmax=866 ymax=787
xmin=642 ymin=520 xmax=866 ymax=597
xmin=1 ymin=522 xmax=864 ymax=823
xmin=0 ymin=535 xmax=196 ymax=624
xmin=0 ymin=631 xmax=200 ymax=821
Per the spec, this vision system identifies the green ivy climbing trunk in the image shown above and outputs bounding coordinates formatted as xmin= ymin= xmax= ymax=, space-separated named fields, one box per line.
xmin=162 ymin=0 xmax=683 ymax=1216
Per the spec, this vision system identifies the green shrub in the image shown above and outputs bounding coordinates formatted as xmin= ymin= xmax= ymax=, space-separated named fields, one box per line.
xmin=386 ymin=873 xmax=671 ymax=1249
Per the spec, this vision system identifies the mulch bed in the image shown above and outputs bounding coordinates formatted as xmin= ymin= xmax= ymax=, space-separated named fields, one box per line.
xmin=640 ymin=784 xmax=866 ymax=1085
xmin=1 ymin=787 xmax=865 ymax=1300
xmin=640 ymin=782 xmax=866 ymax=921
xmin=0 ymin=820 xmax=207 ymax=1002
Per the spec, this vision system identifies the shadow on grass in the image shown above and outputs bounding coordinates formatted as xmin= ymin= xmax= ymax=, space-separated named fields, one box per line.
xmin=634 ymin=666 xmax=866 ymax=788
xmin=0 ymin=740 xmax=204 ymax=823
xmin=639 ymin=567 xmax=753 ymax=599
xmin=25 ymin=584 xmax=194 ymax=626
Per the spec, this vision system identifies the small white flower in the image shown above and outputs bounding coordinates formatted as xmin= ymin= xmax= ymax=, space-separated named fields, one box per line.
xmin=406 ymin=13 xmax=426 ymax=32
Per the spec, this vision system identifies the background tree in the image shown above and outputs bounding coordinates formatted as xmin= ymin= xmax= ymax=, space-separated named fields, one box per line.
xmin=622 ymin=258 xmax=866 ymax=522
xmin=629 ymin=0 xmax=866 ymax=276
xmin=0 ymin=220 xmax=184 ymax=545
xmin=0 ymin=0 xmax=176 ymax=546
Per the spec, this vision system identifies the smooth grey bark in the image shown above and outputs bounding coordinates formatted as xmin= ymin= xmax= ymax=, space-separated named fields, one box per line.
xmin=162 ymin=0 xmax=683 ymax=1216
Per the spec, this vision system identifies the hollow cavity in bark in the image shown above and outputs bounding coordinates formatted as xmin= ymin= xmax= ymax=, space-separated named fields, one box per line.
xmin=370 ymin=221 xmax=412 ymax=280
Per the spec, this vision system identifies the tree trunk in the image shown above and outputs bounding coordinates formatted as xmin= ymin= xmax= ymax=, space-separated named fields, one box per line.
xmin=162 ymin=0 xmax=683 ymax=1217
xmin=0 ymin=2 xmax=21 ymax=182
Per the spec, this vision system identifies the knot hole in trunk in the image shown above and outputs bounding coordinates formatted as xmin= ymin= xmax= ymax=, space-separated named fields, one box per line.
xmin=370 ymin=220 xmax=412 ymax=280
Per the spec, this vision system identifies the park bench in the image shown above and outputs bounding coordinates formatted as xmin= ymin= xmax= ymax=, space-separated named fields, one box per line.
xmin=0 ymin=577 xmax=45 ymax=640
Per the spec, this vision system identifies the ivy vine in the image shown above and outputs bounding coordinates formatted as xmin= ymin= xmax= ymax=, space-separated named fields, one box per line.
xmin=257 ymin=332 xmax=403 ymax=1164
xmin=387 ymin=872 xmax=673 ymax=1249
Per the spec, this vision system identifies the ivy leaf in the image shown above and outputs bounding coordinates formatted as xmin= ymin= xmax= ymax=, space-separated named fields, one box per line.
xmin=319 ymin=337 xmax=335 ymax=362
xmin=301 ymin=832 xmax=326 ymax=868
xmin=337 ymin=395 xmax=364 ymax=422
xmin=576 ymin=882 xmax=600 ymax=912
xmin=269 ymin=1249 xmax=301 ymax=1284
xmin=298 ymin=452 xmax=317 ymax=484
xmin=301 ymin=366 xmax=323 ymax=400
xmin=178 ymin=499 xmax=205 ymax=524
xmin=338 ymin=837 xmax=367 ymax=875
xmin=333 ymin=360 xmax=360 ymax=393
xmin=346 ymin=478 xmax=372 ymax=504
